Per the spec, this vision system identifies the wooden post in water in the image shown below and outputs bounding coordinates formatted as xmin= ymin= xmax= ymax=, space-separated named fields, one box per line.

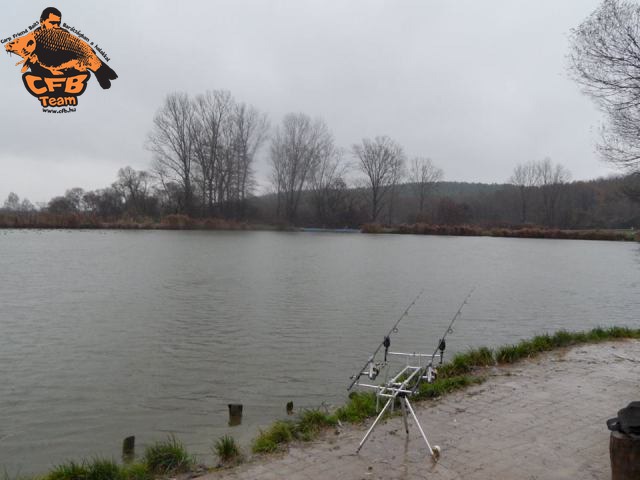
xmin=610 ymin=431 xmax=640 ymax=480
xmin=122 ymin=435 xmax=135 ymax=462
xmin=228 ymin=404 xmax=243 ymax=426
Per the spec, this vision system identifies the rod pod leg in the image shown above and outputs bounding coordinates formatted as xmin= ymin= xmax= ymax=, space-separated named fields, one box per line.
xmin=356 ymin=396 xmax=393 ymax=453
xmin=400 ymin=396 xmax=409 ymax=434
xmin=404 ymin=397 xmax=440 ymax=462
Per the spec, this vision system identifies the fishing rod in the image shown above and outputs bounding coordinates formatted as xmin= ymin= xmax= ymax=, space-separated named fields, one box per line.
xmin=404 ymin=287 xmax=475 ymax=395
xmin=429 ymin=287 xmax=475 ymax=368
xmin=347 ymin=289 xmax=425 ymax=391
xmin=348 ymin=287 xmax=475 ymax=460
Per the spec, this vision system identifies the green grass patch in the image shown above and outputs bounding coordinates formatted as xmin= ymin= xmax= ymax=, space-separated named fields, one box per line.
xmin=335 ymin=391 xmax=378 ymax=423
xmin=251 ymin=408 xmax=339 ymax=453
xmin=495 ymin=343 xmax=528 ymax=364
xmin=251 ymin=434 xmax=278 ymax=454
xmin=47 ymin=461 xmax=88 ymax=480
xmin=214 ymin=435 xmax=241 ymax=464
xmin=143 ymin=435 xmax=192 ymax=475
xmin=495 ymin=327 xmax=640 ymax=364
xmin=119 ymin=463 xmax=150 ymax=480
xmin=44 ymin=458 xmax=152 ymax=480
xmin=604 ymin=326 xmax=640 ymax=339
xmin=251 ymin=421 xmax=296 ymax=453
xmin=550 ymin=329 xmax=575 ymax=348
xmin=528 ymin=334 xmax=554 ymax=353
xmin=415 ymin=375 xmax=484 ymax=400
xmin=296 ymin=409 xmax=338 ymax=441
xmin=85 ymin=459 xmax=122 ymax=480
xmin=439 ymin=347 xmax=494 ymax=377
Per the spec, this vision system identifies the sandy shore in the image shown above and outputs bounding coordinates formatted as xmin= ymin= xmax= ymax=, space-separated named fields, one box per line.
xmin=199 ymin=340 xmax=640 ymax=480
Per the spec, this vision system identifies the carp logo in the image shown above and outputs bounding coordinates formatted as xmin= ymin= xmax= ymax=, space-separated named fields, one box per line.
xmin=3 ymin=7 xmax=117 ymax=112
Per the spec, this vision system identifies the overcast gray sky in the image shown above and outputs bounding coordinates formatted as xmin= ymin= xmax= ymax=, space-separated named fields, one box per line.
xmin=1 ymin=0 xmax=611 ymax=205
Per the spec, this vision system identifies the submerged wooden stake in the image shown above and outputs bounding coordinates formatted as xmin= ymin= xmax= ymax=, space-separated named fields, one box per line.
xmin=122 ymin=435 xmax=135 ymax=462
xmin=228 ymin=403 xmax=243 ymax=426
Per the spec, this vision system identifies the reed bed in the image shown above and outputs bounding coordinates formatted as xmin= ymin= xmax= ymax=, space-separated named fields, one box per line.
xmin=361 ymin=222 xmax=639 ymax=241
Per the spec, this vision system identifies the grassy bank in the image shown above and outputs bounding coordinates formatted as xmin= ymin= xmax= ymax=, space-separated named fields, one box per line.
xmin=14 ymin=436 xmax=196 ymax=480
xmin=11 ymin=326 xmax=640 ymax=479
xmin=249 ymin=326 xmax=640 ymax=455
xmin=362 ymin=222 xmax=640 ymax=242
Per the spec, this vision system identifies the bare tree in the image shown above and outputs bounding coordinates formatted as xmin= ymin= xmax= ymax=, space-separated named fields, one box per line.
xmin=3 ymin=192 xmax=20 ymax=211
xmin=146 ymin=92 xmax=196 ymax=215
xmin=65 ymin=188 xmax=86 ymax=212
xmin=509 ymin=161 xmax=539 ymax=223
xmin=569 ymin=0 xmax=640 ymax=172
xmin=353 ymin=136 xmax=406 ymax=222
xmin=83 ymin=188 xmax=125 ymax=217
xmin=230 ymin=102 xmax=269 ymax=218
xmin=269 ymin=113 xmax=333 ymax=223
xmin=536 ymin=158 xmax=572 ymax=226
xmin=191 ymin=90 xmax=233 ymax=216
xmin=1 ymin=192 xmax=34 ymax=213
xmin=20 ymin=198 xmax=35 ymax=212
xmin=310 ymin=146 xmax=348 ymax=226
xmin=189 ymin=91 xmax=269 ymax=218
xmin=409 ymin=157 xmax=443 ymax=221
xmin=46 ymin=189 xmax=86 ymax=214
xmin=386 ymin=153 xmax=405 ymax=224
xmin=114 ymin=166 xmax=152 ymax=216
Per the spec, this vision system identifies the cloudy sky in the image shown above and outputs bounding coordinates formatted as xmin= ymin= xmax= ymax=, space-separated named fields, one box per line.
xmin=0 ymin=0 xmax=611 ymax=205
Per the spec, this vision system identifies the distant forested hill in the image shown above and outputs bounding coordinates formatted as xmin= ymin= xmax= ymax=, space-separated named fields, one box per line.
xmin=248 ymin=177 xmax=640 ymax=230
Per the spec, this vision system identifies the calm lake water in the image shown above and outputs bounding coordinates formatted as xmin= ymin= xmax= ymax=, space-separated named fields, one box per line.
xmin=0 ymin=229 xmax=638 ymax=473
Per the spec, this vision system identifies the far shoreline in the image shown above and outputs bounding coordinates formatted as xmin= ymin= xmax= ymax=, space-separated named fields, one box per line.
xmin=0 ymin=213 xmax=638 ymax=242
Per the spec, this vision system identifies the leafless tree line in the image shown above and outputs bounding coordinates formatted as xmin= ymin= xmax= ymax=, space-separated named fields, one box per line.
xmin=147 ymin=91 xmax=269 ymax=218
xmin=3 ymin=165 xmax=638 ymax=230
xmin=268 ymin=114 xmax=444 ymax=224
xmin=2 ymin=192 xmax=34 ymax=212
xmin=509 ymin=158 xmax=572 ymax=226
xmin=143 ymin=90 xmax=451 ymax=224
xmin=9 ymin=90 xmax=608 ymax=230
xmin=3 ymin=94 xmax=446 ymax=225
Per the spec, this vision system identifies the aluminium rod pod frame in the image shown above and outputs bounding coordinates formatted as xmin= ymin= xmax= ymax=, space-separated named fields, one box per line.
xmin=353 ymin=351 xmax=442 ymax=462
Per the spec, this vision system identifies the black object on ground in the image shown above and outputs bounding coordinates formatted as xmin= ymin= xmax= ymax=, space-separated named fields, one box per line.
xmin=607 ymin=401 xmax=640 ymax=435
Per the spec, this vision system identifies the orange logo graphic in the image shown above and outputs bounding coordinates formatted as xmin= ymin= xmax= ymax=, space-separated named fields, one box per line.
xmin=4 ymin=7 xmax=117 ymax=112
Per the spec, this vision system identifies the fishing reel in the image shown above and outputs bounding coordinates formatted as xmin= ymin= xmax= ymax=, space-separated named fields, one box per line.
xmin=425 ymin=364 xmax=438 ymax=383
xmin=367 ymin=359 xmax=387 ymax=380
xmin=350 ymin=355 xmax=385 ymax=382
xmin=366 ymin=335 xmax=393 ymax=380
xmin=421 ymin=338 xmax=446 ymax=383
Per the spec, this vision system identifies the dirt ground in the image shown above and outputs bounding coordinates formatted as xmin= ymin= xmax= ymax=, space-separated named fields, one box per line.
xmin=200 ymin=340 xmax=640 ymax=480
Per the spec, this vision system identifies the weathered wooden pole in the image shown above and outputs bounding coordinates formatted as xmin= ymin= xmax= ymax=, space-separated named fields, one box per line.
xmin=228 ymin=404 xmax=243 ymax=426
xmin=122 ymin=435 xmax=135 ymax=462
xmin=610 ymin=431 xmax=640 ymax=480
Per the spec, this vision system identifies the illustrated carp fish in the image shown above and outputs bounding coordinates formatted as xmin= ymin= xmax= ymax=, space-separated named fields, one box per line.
xmin=5 ymin=28 xmax=117 ymax=89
